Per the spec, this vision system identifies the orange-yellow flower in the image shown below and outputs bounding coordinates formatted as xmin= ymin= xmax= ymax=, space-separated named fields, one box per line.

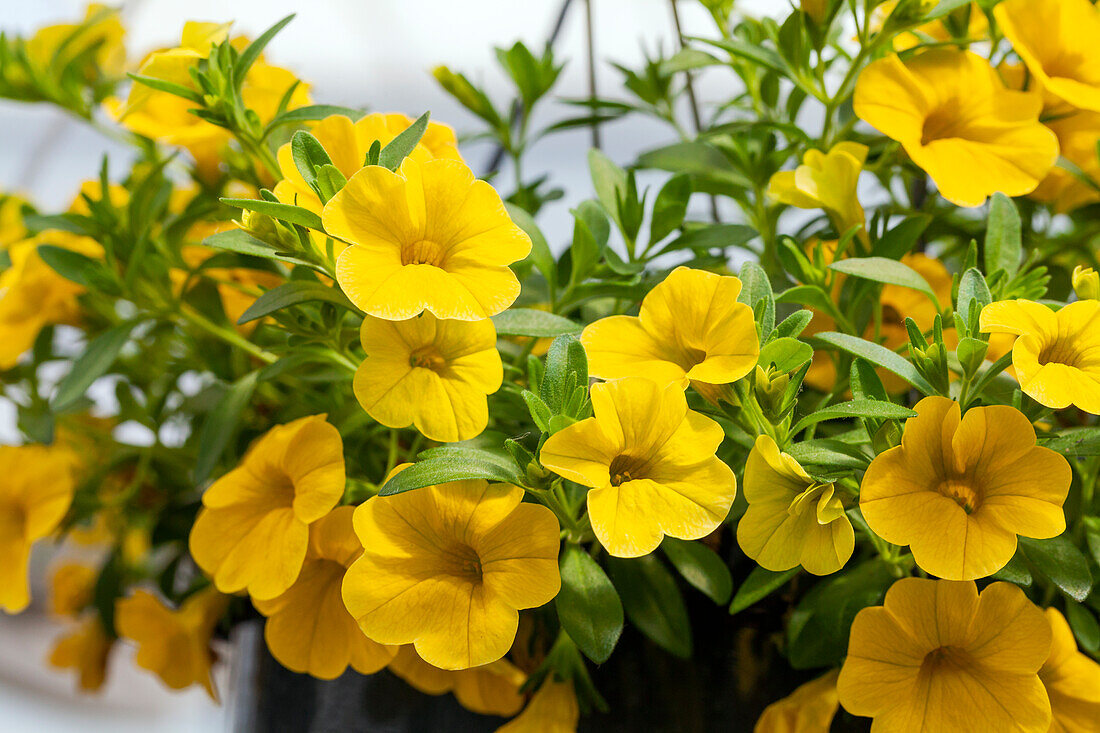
xmin=353 ymin=313 xmax=502 ymax=443
xmin=49 ymin=563 xmax=97 ymax=618
xmin=189 ymin=415 xmax=346 ymax=600
xmin=387 ymin=645 xmax=526 ymax=717
xmin=1040 ymin=608 xmax=1100 ymax=732
xmin=540 ymin=378 xmax=736 ymax=558
xmin=323 ymin=157 xmax=530 ymax=321
xmin=767 ymin=142 xmax=867 ymax=240
xmin=341 ymin=477 xmax=560 ymax=670
xmin=854 ymin=49 xmax=1057 ymax=206
xmin=754 ymin=669 xmax=839 ymax=733
xmin=860 ymin=397 xmax=1069 ymax=580
xmin=580 ymin=267 xmax=758 ymax=394
xmin=48 ymin=616 xmax=113 ymax=692
xmin=252 ymin=506 xmax=396 ymax=679
xmin=837 ymin=578 xmax=1052 ymax=732
xmin=980 ymin=299 xmax=1100 ymax=415
xmin=497 ymin=679 xmax=580 ymax=733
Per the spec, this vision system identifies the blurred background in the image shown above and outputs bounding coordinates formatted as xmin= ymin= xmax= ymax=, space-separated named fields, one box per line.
xmin=0 ymin=1 xmax=781 ymax=730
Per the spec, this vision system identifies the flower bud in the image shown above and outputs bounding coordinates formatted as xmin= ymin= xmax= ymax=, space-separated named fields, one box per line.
xmin=1072 ymin=265 xmax=1099 ymax=301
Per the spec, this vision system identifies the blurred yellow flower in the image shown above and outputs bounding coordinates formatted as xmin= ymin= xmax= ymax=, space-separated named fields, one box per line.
xmin=49 ymin=563 xmax=97 ymax=618
xmin=48 ymin=616 xmax=113 ymax=692
xmin=996 ymin=0 xmax=1100 ymax=112
xmin=253 ymin=506 xmax=396 ymax=680
xmin=69 ymin=179 xmax=129 ymax=215
xmin=875 ymin=252 xmax=954 ymax=393
xmin=497 ymin=679 xmax=580 ymax=733
xmin=737 ymin=436 xmax=853 ymax=576
xmin=353 ymin=313 xmax=502 ymax=443
xmin=872 ymin=1 xmax=987 ymax=51
xmin=189 ymin=414 xmax=345 ymax=600
xmin=0 ymin=445 xmax=78 ymax=613
xmin=0 ymin=195 xmax=29 ymax=248
xmin=324 ymin=157 xmax=530 ymax=321
xmin=580 ymin=267 xmax=758 ymax=395
xmin=387 ymin=645 xmax=526 ymax=717
xmin=115 ymin=587 xmax=228 ymax=698
xmin=754 ymin=669 xmax=839 ymax=733
xmin=799 ymin=0 xmax=828 ymax=24
xmin=837 ymin=578 xmax=1052 ymax=732
xmin=341 ymin=477 xmax=560 ymax=670
xmin=1073 ymin=266 xmax=1100 ymax=301
xmin=767 ymin=142 xmax=867 ymax=240
xmin=24 ymin=4 xmax=126 ymax=78
xmin=860 ymin=396 xmax=1069 ymax=580
xmin=854 ymin=49 xmax=1057 ymax=206
xmin=1030 ymin=110 xmax=1100 ymax=212
xmin=980 ymin=299 xmax=1100 ymax=415
xmin=540 ymin=378 xmax=736 ymax=558
xmin=175 ymin=244 xmax=283 ymax=329
xmin=1041 ymin=608 xmax=1100 ymax=732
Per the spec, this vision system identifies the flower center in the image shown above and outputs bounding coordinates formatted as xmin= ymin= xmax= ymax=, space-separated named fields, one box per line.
xmin=920 ymin=645 xmax=971 ymax=674
xmin=938 ymin=479 xmax=981 ymax=514
xmin=408 ymin=346 xmax=446 ymax=371
xmin=401 ymin=239 xmax=444 ymax=267
xmin=920 ymin=106 xmax=971 ymax=146
xmin=1037 ymin=335 xmax=1085 ymax=369
xmin=444 ymin=543 xmax=483 ymax=582
xmin=609 ymin=454 xmax=646 ymax=486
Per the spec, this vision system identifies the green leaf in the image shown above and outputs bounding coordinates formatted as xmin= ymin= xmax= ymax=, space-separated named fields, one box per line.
xmin=813 ymin=332 xmax=937 ymax=396
xmin=126 ymin=72 xmax=202 ymax=103
xmin=378 ymin=448 xmax=525 ymax=496
xmin=1038 ymin=428 xmax=1100 ymax=457
xmin=660 ymin=48 xmax=723 ymax=74
xmin=51 ymin=322 xmax=138 ymax=411
xmin=925 ymin=0 xmax=973 ymax=20
xmin=491 ymin=309 xmax=581 ymax=338
xmin=661 ymin=537 xmax=733 ymax=604
xmin=569 ymin=200 xmax=609 ymax=285
xmin=872 ymin=215 xmax=930 ymax=260
xmin=1019 ymin=536 xmax=1093 ymax=602
xmin=984 ymin=193 xmax=1022 ymax=276
xmin=956 ymin=268 xmax=992 ymax=323
xmin=661 ymin=223 xmax=757 ymax=254
xmin=849 ymin=359 xmax=888 ymax=403
xmin=237 ymin=281 xmax=360 ymax=324
xmin=36 ymin=244 xmax=102 ymax=287
xmin=291 ymin=130 xmax=332 ymax=193
xmin=523 ymin=390 xmax=552 ymax=433
xmin=219 ymin=198 xmax=323 ymax=230
xmin=233 ymin=14 xmax=295 ymax=88
xmin=1084 ymin=517 xmax=1100 ymax=567
xmin=608 ymin=555 xmax=692 ymax=658
xmin=649 ymin=173 xmax=692 ymax=244
xmin=688 ymin=36 xmax=787 ymax=76
xmin=201 ymin=229 xmax=316 ymax=268
xmin=774 ymin=310 xmax=814 ymax=340
xmin=556 ymin=546 xmax=624 ymax=663
xmin=377 ymin=112 xmax=430 ymax=170
xmin=730 ymin=566 xmax=798 ymax=614
xmin=636 ymin=142 xmax=750 ymax=189
xmin=830 ymin=257 xmax=939 ymax=308
xmin=265 ymin=104 xmax=366 ymax=131
xmin=991 ymin=551 xmax=1033 ymax=587
xmin=738 ymin=261 xmax=775 ymax=336
xmin=541 ymin=334 xmax=589 ymax=415
xmin=758 ymin=337 xmax=813 ymax=373
xmin=588 ymin=149 xmax=628 ymax=237
xmin=194 ymin=371 xmax=259 ymax=483
xmin=791 ymin=399 xmax=917 ymax=435
xmin=505 ymin=203 xmax=555 ymax=289
xmin=1065 ymin=602 xmax=1100 ymax=655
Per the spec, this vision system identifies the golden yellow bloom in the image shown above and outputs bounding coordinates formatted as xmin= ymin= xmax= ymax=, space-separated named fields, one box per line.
xmin=69 ymin=179 xmax=129 ymax=215
xmin=497 ymin=679 xmax=580 ymax=733
xmin=0 ymin=445 xmax=78 ymax=613
xmin=860 ymin=396 xmax=1069 ymax=580
xmin=854 ymin=49 xmax=1057 ymax=207
xmin=737 ymin=436 xmax=853 ymax=576
xmin=871 ymin=1 xmax=987 ymax=51
xmin=996 ymin=0 xmax=1100 ymax=112
xmin=580 ymin=267 xmax=758 ymax=394
xmin=49 ymin=563 xmax=97 ymax=618
xmin=253 ymin=506 xmax=396 ymax=679
xmin=1073 ymin=266 xmax=1100 ymax=302
xmin=115 ymin=587 xmax=228 ymax=699
xmin=767 ymin=142 xmax=867 ymax=240
xmin=323 ymin=157 xmax=530 ymax=321
xmin=837 ymin=578 xmax=1052 ymax=732
xmin=0 ymin=195 xmax=28 ymax=249
xmin=24 ymin=4 xmax=126 ymax=78
xmin=540 ymin=378 xmax=736 ymax=558
xmin=1030 ymin=110 xmax=1100 ymax=212
xmin=1040 ymin=608 xmax=1100 ymax=732
xmin=48 ymin=616 xmax=112 ymax=692
xmin=980 ymin=299 xmax=1100 ymax=415
xmin=189 ymin=415 xmax=345 ymax=600
xmin=353 ymin=313 xmax=502 ymax=443
xmin=387 ymin=645 xmax=526 ymax=717
xmin=175 ymin=244 xmax=283 ymax=329
xmin=341 ymin=477 xmax=560 ymax=670
xmin=754 ymin=669 xmax=839 ymax=733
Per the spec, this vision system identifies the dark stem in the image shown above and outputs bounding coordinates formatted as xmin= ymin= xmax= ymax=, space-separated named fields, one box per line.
xmin=584 ymin=0 xmax=602 ymax=149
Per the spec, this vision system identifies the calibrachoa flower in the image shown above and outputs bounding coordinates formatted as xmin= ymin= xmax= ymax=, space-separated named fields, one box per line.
xmin=837 ymin=579 xmax=1052 ymax=732
xmin=115 ymin=587 xmax=228 ymax=699
xmin=737 ymin=436 xmax=853 ymax=576
xmin=860 ymin=397 xmax=1070 ymax=580
xmin=189 ymin=414 xmax=346 ymax=600
xmin=387 ymin=645 xmax=526 ymax=717
xmin=1074 ymin=267 xmax=1100 ymax=301
xmin=995 ymin=0 xmax=1100 ymax=112
xmin=980 ymin=299 xmax=1100 ymax=415
xmin=497 ymin=679 xmax=580 ymax=733
xmin=353 ymin=313 xmax=502 ymax=443
xmin=49 ymin=563 xmax=97 ymax=618
xmin=1040 ymin=608 xmax=1100 ymax=732
xmin=580 ymin=267 xmax=758 ymax=393
xmin=540 ymin=378 xmax=736 ymax=558
xmin=48 ymin=617 xmax=113 ymax=692
xmin=252 ymin=506 xmax=396 ymax=680
xmin=1031 ymin=110 xmax=1100 ymax=212
xmin=23 ymin=4 xmax=126 ymax=78
xmin=854 ymin=49 xmax=1057 ymax=207
xmin=753 ymin=669 xmax=839 ymax=733
xmin=766 ymin=142 xmax=867 ymax=240
xmin=323 ymin=157 xmax=531 ymax=321
xmin=341 ymin=476 xmax=560 ymax=670
xmin=0 ymin=445 xmax=78 ymax=613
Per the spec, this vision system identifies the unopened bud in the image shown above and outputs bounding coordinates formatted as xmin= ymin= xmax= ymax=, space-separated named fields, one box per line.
xmin=1072 ymin=265 xmax=1099 ymax=301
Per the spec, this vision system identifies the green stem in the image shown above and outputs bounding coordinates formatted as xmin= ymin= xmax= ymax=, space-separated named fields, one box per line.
xmin=178 ymin=308 xmax=277 ymax=364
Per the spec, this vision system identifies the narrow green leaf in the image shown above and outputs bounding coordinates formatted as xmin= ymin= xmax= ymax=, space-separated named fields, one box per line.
xmin=588 ymin=149 xmax=628 ymax=236
xmin=984 ymin=193 xmax=1022 ymax=276
xmin=37 ymin=244 xmax=102 ymax=287
xmin=649 ymin=173 xmax=692 ymax=244
xmin=220 ymin=198 xmax=323 ymax=230
xmin=830 ymin=257 xmax=939 ymax=308
xmin=813 ymin=332 xmax=937 ymax=396
xmin=233 ymin=14 xmax=295 ymax=88
xmin=237 ymin=281 xmax=359 ymax=324
xmin=661 ymin=223 xmax=757 ymax=254
xmin=1019 ymin=536 xmax=1093 ymax=602
xmin=872 ymin=215 xmax=930 ymax=260
xmin=758 ymin=337 xmax=813 ymax=373
xmin=202 ymin=229 xmax=316 ymax=268
xmin=956 ymin=268 xmax=992 ymax=323
xmin=377 ymin=112 xmax=430 ymax=170
xmin=291 ymin=130 xmax=332 ymax=192
xmin=52 ymin=322 xmax=138 ymax=411
xmin=378 ymin=449 xmax=525 ymax=496
xmin=265 ymin=104 xmax=367 ymax=131
xmin=791 ymin=399 xmax=917 ymax=435
xmin=556 ymin=546 xmax=624 ymax=663
xmin=738 ymin=261 xmax=775 ymax=336
xmin=661 ymin=537 xmax=733 ymax=604
xmin=730 ymin=566 xmax=798 ymax=614
xmin=194 ymin=371 xmax=259 ymax=483
xmin=505 ymin=203 xmax=555 ymax=289
xmin=608 ymin=555 xmax=692 ymax=658
xmin=491 ymin=309 xmax=581 ymax=338
xmin=126 ymin=72 xmax=202 ymax=103
xmin=541 ymin=335 xmax=588 ymax=414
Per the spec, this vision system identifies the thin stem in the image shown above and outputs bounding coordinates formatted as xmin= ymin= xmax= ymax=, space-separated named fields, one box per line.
xmin=584 ymin=0 xmax=602 ymax=149
xmin=178 ymin=307 xmax=277 ymax=364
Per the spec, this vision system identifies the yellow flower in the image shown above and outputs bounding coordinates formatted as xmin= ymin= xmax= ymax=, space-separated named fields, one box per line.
xmin=854 ymin=49 xmax=1058 ymax=207
xmin=1073 ymin=266 xmax=1100 ymax=301
xmin=0 ymin=195 xmax=28 ymax=249
xmin=799 ymin=0 xmax=828 ymax=24
xmin=995 ymin=0 xmax=1100 ymax=112
xmin=388 ymin=645 xmax=526 ymax=717
xmin=580 ymin=267 xmax=759 ymax=394
xmin=0 ymin=445 xmax=78 ymax=613
xmin=767 ymin=142 xmax=867 ymax=240
xmin=837 ymin=578 xmax=1052 ymax=732
xmin=24 ymin=4 xmax=126 ymax=78
xmin=1030 ymin=110 xmax=1100 ymax=212
xmin=980 ymin=299 xmax=1100 ymax=415
xmin=860 ymin=396 xmax=1069 ymax=580
xmin=115 ymin=587 xmax=228 ymax=699
xmin=754 ymin=669 xmax=839 ymax=733
xmin=174 ymin=244 xmax=283 ymax=330
xmin=341 ymin=476 xmax=560 ymax=670
xmin=871 ymin=1 xmax=988 ymax=51
xmin=737 ymin=436 xmax=853 ymax=576
xmin=496 ymin=679 xmax=580 ymax=733
xmin=48 ymin=616 xmax=113 ymax=692
xmin=540 ymin=378 xmax=736 ymax=558
xmin=69 ymin=179 xmax=130 ymax=215
xmin=189 ymin=414 xmax=346 ymax=600
xmin=1040 ymin=608 xmax=1100 ymax=732
xmin=253 ymin=506 xmax=396 ymax=679
xmin=49 ymin=563 xmax=97 ymax=617
xmin=353 ymin=313 xmax=502 ymax=443
xmin=323 ymin=157 xmax=530 ymax=321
